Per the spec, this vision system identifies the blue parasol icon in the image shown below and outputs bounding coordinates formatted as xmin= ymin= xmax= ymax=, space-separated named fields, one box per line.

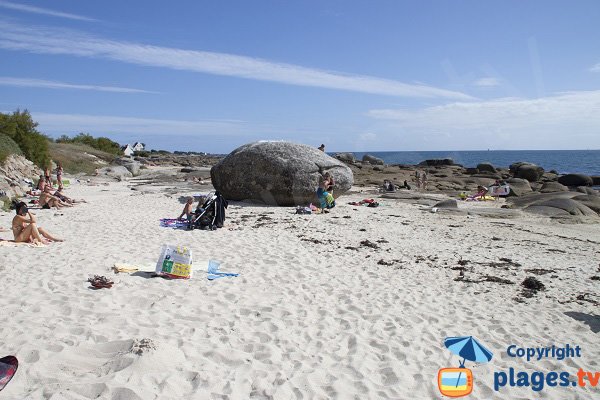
xmin=444 ymin=336 xmax=493 ymax=389
xmin=444 ymin=336 xmax=493 ymax=367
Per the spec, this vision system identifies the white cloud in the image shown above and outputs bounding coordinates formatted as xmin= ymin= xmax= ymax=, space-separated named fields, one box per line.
xmin=590 ymin=63 xmax=600 ymax=72
xmin=0 ymin=76 xmax=155 ymax=93
xmin=367 ymin=91 xmax=600 ymax=149
xmin=473 ymin=77 xmax=500 ymax=87
xmin=30 ymin=112 xmax=251 ymax=137
xmin=0 ymin=21 xmax=472 ymax=100
xmin=0 ymin=1 xmax=95 ymax=22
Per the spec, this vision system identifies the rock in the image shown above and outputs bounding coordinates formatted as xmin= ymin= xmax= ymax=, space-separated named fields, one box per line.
xmin=210 ymin=141 xmax=354 ymax=206
xmin=465 ymin=168 xmax=479 ymax=175
xmin=0 ymin=155 xmax=42 ymax=199
xmin=541 ymin=172 xmax=559 ymax=182
xmin=510 ymin=162 xmax=544 ymax=182
xmin=591 ymin=176 xmax=600 ymax=186
xmin=557 ymin=174 xmax=593 ymax=187
xmin=362 ymin=154 xmax=384 ymax=165
xmin=114 ymin=158 xmax=141 ymax=176
xmin=476 ymin=162 xmax=496 ymax=173
xmin=99 ymin=166 xmax=133 ymax=179
xmin=576 ymin=186 xmax=597 ymax=195
xmin=433 ymin=199 xmax=457 ymax=209
xmin=334 ymin=152 xmax=356 ymax=163
xmin=505 ymin=178 xmax=532 ymax=196
xmin=419 ymin=158 xmax=455 ymax=166
xmin=525 ymin=198 xmax=597 ymax=217
xmin=180 ymin=168 xmax=198 ymax=173
xmin=572 ymin=195 xmax=600 ymax=214
xmin=372 ymin=166 xmax=384 ymax=172
xmin=539 ymin=182 xmax=569 ymax=193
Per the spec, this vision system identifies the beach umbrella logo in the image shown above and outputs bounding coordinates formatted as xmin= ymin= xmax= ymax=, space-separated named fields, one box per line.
xmin=438 ymin=336 xmax=493 ymax=397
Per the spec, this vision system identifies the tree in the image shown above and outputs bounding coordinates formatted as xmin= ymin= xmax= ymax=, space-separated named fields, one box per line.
xmin=0 ymin=109 xmax=50 ymax=167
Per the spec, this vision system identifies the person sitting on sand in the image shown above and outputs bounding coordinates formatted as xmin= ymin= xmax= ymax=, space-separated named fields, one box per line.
xmin=400 ymin=180 xmax=411 ymax=190
xmin=318 ymin=144 xmax=325 ymax=152
xmin=383 ymin=180 xmax=396 ymax=192
xmin=54 ymin=184 xmax=86 ymax=204
xmin=39 ymin=186 xmax=72 ymax=209
xmin=317 ymin=172 xmax=335 ymax=209
xmin=178 ymin=197 xmax=195 ymax=220
xmin=12 ymin=202 xmax=63 ymax=243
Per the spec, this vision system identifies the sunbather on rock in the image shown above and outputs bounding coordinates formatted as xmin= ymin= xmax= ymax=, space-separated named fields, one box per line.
xmin=12 ymin=202 xmax=63 ymax=243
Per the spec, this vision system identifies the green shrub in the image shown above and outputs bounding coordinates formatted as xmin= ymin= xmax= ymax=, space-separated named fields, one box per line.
xmin=56 ymin=133 xmax=122 ymax=155
xmin=0 ymin=110 xmax=50 ymax=167
xmin=0 ymin=133 xmax=23 ymax=164
xmin=133 ymin=150 xmax=150 ymax=157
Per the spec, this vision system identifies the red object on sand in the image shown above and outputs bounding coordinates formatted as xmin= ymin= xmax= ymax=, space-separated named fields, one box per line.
xmin=0 ymin=355 xmax=18 ymax=391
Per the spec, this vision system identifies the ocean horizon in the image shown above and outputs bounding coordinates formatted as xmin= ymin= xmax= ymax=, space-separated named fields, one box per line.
xmin=331 ymin=150 xmax=600 ymax=176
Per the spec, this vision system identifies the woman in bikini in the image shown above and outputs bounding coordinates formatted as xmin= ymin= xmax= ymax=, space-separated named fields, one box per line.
xmin=12 ymin=202 xmax=63 ymax=243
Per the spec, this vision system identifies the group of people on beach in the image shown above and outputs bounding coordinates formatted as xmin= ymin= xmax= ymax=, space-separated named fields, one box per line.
xmin=5 ymin=163 xmax=80 ymax=245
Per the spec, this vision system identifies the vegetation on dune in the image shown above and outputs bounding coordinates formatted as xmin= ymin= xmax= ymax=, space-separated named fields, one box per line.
xmin=0 ymin=110 xmax=50 ymax=167
xmin=56 ymin=133 xmax=122 ymax=155
xmin=0 ymin=133 xmax=23 ymax=164
xmin=49 ymin=141 xmax=118 ymax=174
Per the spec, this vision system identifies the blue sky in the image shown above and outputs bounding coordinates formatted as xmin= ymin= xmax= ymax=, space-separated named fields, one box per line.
xmin=1 ymin=0 xmax=599 ymax=153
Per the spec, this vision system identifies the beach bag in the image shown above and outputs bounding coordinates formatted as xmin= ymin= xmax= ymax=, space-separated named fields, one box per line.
xmin=155 ymin=244 xmax=193 ymax=279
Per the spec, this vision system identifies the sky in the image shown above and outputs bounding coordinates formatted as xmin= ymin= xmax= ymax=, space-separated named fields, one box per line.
xmin=1 ymin=0 xmax=599 ymax=153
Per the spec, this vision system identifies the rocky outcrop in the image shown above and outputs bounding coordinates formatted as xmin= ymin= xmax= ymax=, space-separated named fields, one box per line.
xmin=539 ymin=182 xmax=569 ymax=193
xmin=114 ymin=157 xmax=141 ymax=176
xmin=433 ymin=199 xmax=458 ymax=209
xmin=211 ymin=141 xmax=354 ymax=206
xmin=419 ymin=158 xmax=455 ymax=167
xmin=557 ymin=174 xmax=593 ymax=187
xmin=506 ymin=178 xmax=533 ymax=196
xmin=362 ymin=154 xmax=384 ymax=165
xmin=334 ymin=153 xmax=356 ymax=164
xmin=0 ymin=154 xmax=41 ymax=199
xmin=476 ymin=162 xmax=496 ymax=173
xmin=510 ymin=162 xmax=544 ymax=182
xmin=98 ymin=166 xmax=133 ymax=180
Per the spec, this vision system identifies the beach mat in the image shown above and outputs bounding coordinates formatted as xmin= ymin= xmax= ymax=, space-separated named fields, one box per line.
xmin=159 ymin=218 xmax=188 ymax=229
xmin=0 ymin=356 xmax=18 ymax=391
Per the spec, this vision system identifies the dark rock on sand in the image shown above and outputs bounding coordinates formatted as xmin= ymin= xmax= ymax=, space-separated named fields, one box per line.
xmin=506 ymin=178 xmax=533 ymax=196
xmin=510 ymin=162 xmax=544 ymax=182
xmin=334 ymin=152 xmax=356 ymax=164
xmin=525 ymin=198 xmax=597 ymax=217
xmin=433 ymin=199 xmax=458 ymax=209
xmin=576 ymin=186 xmax=598 ymax=195
xmin=539 ymin=182 xmax=569 ymax=193
xmin=362 ymin=154 xmax=384 ymax=165
xmin=592 ymin=176 xmax=600 ymax=186
xmin=419 ymin=158 xmax=455 ymax=167
xmin=211 ymin=141 xmax=353 ymax=206
xmin=465 ymin=168 xmax=479 ymax=175
xmin=477 ymin=162 xmax=496 ymax=173
xmin=571 ymin=195 xmax=600 ymax=213
xmin=557 ymin=173 xmax=593 ymax=187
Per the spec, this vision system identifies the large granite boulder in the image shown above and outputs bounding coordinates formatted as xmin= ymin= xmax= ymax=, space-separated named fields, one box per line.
xmin=419 ymin=158 xmax=455 ymax=167
xmin=539 ymin=182 xmax=569 ymax=193
xmin=572 ymin=195 xmax=600 ymax=214
xmin=506 ymin=178 xmax=533 ymax=196
xmin=362 ymin=154 xmax=384 ymax=165
xmin=576 ymin=186 xmax=598 ymax=195
xmin=525 ymin=198 xmax=597 ymax=217
xmin=334 ymin=152 xmax=356 ymax=164
xmin=509 ymin=162 xmax=544 ymax=182
xmin=476 ymin=162 xmax=496 ymax=173
xmin=114 ymin=158 xmax=141 ymax=176
xmin=591 ymin=176 xmax=600 ymax=186
xmin=99 ymin=166 xmax=133 ymax=179
xmin=557 ymin=174 xmax=593 ymax=187
xmin=211 ymin=141 xmax=354 ymax=206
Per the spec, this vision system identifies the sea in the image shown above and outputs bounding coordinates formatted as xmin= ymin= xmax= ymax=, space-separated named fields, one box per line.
xmin=344 ymin=150 xmax=600 ymax=177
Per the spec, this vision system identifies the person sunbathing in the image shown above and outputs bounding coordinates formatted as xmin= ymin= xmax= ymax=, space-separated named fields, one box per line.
xmin=12 ymin=202 xmax=63 ymax=243
xmin=39 ymin=186 xmax=72 ymax=209
xmin=54 ymin=185 xmax=86 ymax=204
xmin=317 ymin=172 xmax=336 ymax=209
xmin=467 ymin=185 xmax=489 ymax=201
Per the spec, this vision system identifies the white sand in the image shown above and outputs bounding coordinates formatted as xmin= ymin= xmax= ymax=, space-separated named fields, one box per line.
xmin=1 ymin=180 xmax=599 ymax=399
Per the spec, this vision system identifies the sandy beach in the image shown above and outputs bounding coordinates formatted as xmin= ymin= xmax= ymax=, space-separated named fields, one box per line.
xmin=1 ymin=175 xmax=599 ymax=399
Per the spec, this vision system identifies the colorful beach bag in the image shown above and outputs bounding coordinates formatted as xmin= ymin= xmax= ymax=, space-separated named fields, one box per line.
xmin=155 ymin=244 xmax=193 ymax=279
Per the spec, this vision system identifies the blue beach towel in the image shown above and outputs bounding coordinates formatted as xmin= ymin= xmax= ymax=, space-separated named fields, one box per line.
xmin=207 ymin=259 xmax=239 ymax=280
